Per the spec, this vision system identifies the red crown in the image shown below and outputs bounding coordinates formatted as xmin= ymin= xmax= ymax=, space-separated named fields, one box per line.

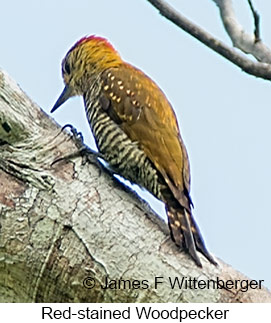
xmin=73 ymin=35 xmax=115 ymax=52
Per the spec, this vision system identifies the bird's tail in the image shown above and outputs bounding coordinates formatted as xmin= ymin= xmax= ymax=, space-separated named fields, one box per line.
xmin=166 ymin=205 xmax=217 ymax=267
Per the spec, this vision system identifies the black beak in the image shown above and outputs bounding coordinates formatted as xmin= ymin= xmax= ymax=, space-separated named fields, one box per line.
xmin=51 ymin=85 xmax=73 ymax=113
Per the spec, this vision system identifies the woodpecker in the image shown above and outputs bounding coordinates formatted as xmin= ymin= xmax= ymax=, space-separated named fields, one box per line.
xmin=51 ymin=36 xmax=217 ymax=267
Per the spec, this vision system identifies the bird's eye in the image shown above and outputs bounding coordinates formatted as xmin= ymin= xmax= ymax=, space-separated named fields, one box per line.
xmin=63 ymin=60 xmax=71 ymax=74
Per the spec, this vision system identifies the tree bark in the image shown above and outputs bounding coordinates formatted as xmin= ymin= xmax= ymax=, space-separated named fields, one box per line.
xmin=0 ymin=69 xmax=270 ymax=302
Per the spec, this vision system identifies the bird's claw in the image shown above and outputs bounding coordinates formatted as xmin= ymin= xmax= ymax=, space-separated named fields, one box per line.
xmin=51 ymin=124 xmax=103 ymax=167
xmin=62 ymin=124 xmax=84 ymax=149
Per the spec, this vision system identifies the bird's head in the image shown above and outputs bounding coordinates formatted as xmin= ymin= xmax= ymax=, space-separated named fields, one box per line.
xmin=51 ymin=35 xmax=122 ymax=112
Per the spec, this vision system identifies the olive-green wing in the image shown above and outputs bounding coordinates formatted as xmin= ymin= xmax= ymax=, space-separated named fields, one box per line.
xmin=100 ymin=64 xmax=191 ymax=207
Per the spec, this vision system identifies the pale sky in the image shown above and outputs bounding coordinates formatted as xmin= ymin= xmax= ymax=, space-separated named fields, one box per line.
xmin=1 ymin=0 xmax=271 ymax=289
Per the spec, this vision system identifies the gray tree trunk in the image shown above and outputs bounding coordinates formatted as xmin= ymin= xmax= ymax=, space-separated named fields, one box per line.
xmin=0 ymin=69 xmax=270 ymax=302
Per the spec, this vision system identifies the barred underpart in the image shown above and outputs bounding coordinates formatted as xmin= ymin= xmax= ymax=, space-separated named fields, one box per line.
xmin=84 ymin=89 xmax=162 ymax=199
xmin=51 ymin=35 xmax=218 ymax=268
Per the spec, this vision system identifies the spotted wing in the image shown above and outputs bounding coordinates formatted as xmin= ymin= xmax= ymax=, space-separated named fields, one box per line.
xmin=100 ymin=64 xmax=191 ymax=208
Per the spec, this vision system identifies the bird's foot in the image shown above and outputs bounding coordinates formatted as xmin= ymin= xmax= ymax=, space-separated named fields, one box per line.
xmin=51 ymin=124 xmax=102 ymax=166
xmin=62 ymin=124 xmax=84 ymax=149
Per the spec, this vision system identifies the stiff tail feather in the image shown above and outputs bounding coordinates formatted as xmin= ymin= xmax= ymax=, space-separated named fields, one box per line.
xmin=166 ymin=206 xmax=217 ymax=267
xmin=189 ymin=213 xmax=217 ymax=265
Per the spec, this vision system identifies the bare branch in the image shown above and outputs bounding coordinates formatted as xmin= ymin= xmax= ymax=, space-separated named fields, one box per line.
xmin=248 ymin=0 xmax=260 ymax=42
xmin=212 ymin=0 xmax=271 ymax=63
xmin=146 ymin=0 xmax=271 ymax=80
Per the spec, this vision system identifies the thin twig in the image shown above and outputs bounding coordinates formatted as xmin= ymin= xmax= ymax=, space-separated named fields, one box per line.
xmin=212 ymin=0 xmax=270 ymax=62
xmin=146 ymin=0 xmax=271 ymax=80
xmin=247 ymin=0 xmax=260 ymax=43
